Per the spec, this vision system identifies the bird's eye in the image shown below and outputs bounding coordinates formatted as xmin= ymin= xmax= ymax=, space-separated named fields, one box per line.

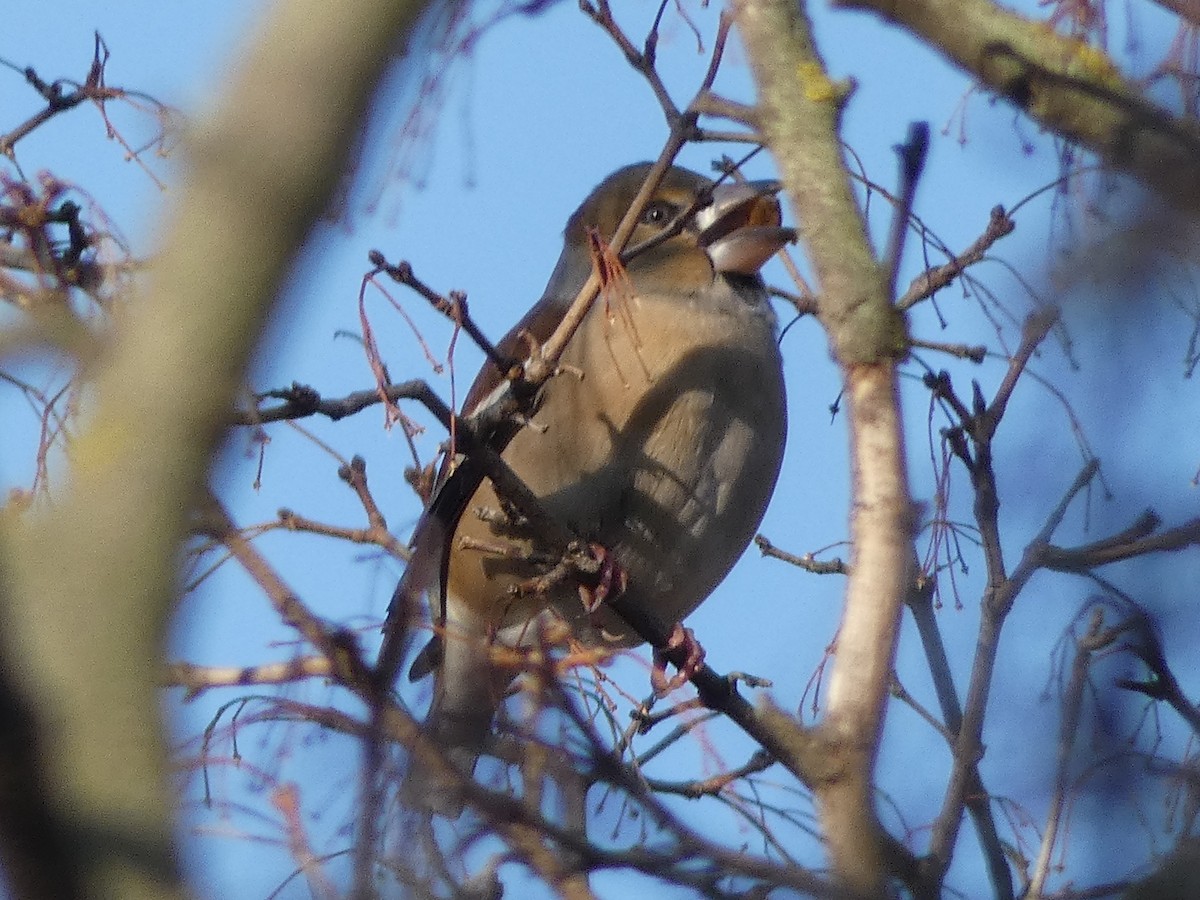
xmin=640 ymin=200 xmax=678 ymax=227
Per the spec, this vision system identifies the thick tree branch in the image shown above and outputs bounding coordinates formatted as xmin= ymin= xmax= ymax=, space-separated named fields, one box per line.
xmin=0 ymin=1 xmax=432 ymax=897
xmin=732 ymin=0 xmax=914 ymax=893
xmin=837 ymin=0 xmax=1200 ymax=204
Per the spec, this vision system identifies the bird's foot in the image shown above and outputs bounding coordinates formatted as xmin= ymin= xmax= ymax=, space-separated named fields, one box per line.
xmin=652 ymin=624 xmax=706 ymax=695
xmin=577 ymin=542 xmax=628 ymax=613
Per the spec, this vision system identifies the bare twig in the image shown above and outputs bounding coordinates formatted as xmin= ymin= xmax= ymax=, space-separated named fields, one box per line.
xmin=367 ymin=253 xmax=510 ymax=373
xmin=1028 ymin=608 xmax=1106 ymax=897
xmin=1041 ymin=515 xmax=1200 ymax=571
xmin=166 ymin=657 xmax=334 ymax=694
xmin=923 ymin=316 xmax=1080 ymax=891
xmin=271 ymin=455 xmax=410 ymax=562
xmin=910 ymin=338 xmax=988 ymax=362
xmin=905 ymin=570 xmax=1015 ymax=899
xmin=884 ymin=122 xmax=930 ymax=301
xmin=646 ymin=749 xmax=775 ymax=798
xmin=1 ymin=34 xmax=177 ymax=183
xmin=755 ymin=534 xmax=849 ymax=575
xmin=234 ymin=380 xmax=440 ymax=425
xmin=194 ymin=495 xmax=377 ymax=694
xmin=898 ymin=206 xmax=1016 ymax=310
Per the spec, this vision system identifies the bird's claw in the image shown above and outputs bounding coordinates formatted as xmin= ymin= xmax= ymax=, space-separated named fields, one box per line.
xmin=577 ymin=542 xmax=628 ymax=613
xmin=652 ymin=624 xmax=705 ymax=695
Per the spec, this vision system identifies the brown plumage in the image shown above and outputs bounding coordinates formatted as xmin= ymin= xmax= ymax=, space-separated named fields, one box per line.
xmin=393 ymin=163 xmax=792 ymax=815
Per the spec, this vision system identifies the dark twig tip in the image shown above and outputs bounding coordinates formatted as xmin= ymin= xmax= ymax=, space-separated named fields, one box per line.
xmin=885 ymin=121 xmax=931 ymax=300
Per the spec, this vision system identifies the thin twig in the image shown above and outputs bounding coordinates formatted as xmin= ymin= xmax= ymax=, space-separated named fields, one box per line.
xmin=194 ymin=494 xmax=377 ymax=693
xmin=884 ymin=122 xmax=930 ymax=301
xmin=898 ymin=206 xmax=1016 ymax=310
xmin=234 ymin=380 xmax=438 ymax=425
xmin=755 ymin=534 xmax=849 ymax=575
xmin=367 ymin=253 xmax=510 ymax=373
xmin=1028 ymin=608 xmax=1106 ymax=897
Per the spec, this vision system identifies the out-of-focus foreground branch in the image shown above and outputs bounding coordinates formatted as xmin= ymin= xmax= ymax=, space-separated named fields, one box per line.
xmin=0 ymin=1 xmax=431 ymax=897
xmin=838 ymin=0 xmax=1200 ymax=204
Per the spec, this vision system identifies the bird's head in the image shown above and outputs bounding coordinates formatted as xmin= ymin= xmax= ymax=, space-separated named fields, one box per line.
xmin=561 ymin=162 xmax=795 ymax=295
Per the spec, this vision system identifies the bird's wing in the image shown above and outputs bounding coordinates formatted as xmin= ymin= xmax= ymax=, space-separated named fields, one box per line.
xmin=378 ymin=290 xmax=571 ymax=684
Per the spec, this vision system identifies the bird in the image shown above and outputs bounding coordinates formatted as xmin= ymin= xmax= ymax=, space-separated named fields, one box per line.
xmin=391 ymin=162 xmax=792 ymax=815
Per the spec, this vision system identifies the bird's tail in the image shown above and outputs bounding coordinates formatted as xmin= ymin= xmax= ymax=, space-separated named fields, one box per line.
xmin=403 ymin=631 xmax=513 ymax=818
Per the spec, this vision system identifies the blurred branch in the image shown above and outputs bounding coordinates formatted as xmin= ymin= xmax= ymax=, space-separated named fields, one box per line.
xmin=165 ymin=657 xmax=334 ymax=694
xmin=0 ymin=1 xmax=434 ymax=897
xmin=837 ymin=0 xmax=1200 ymax=204
xmin=1148 ymin=0 xmax=1200 ymax=28
xmin=272 ymin=785 xmax=339 ymax=900
xmin=1107 ymin=606 xmax=1200 ymax=738
xmin=1028 ymin=608 xmax=1106 ymax=898
xmin=911 ymin=338 xmax=988 ymax=362
xmin=0 ymin=639 xmax=84 ymax=898
xmin=884 ymin=122 xmax=930 ymax=301
xmin=0 ymin=177 xmax=113 ymax=315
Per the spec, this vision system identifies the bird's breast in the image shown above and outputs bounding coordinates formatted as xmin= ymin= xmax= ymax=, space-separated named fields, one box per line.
xmin=446 ymin=278 xmax=786 ymax=649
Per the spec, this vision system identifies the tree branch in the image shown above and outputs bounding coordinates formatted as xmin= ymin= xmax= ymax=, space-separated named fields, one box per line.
xmin=732 ymin=0 xmax=914 ymax=893
xmin=0 ymin=1 xmax=434 ymax=896
xmin=837 ymin=0 xmax=1200 ymax=204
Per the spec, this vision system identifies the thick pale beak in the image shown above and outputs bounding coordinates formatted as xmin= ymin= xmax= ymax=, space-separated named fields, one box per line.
xmin=696 ymin=180 xmax=796 ymax=276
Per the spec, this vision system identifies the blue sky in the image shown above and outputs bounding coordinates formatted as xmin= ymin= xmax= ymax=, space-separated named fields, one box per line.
xmin=6 ymin=1 xmax=1200 ymax=897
